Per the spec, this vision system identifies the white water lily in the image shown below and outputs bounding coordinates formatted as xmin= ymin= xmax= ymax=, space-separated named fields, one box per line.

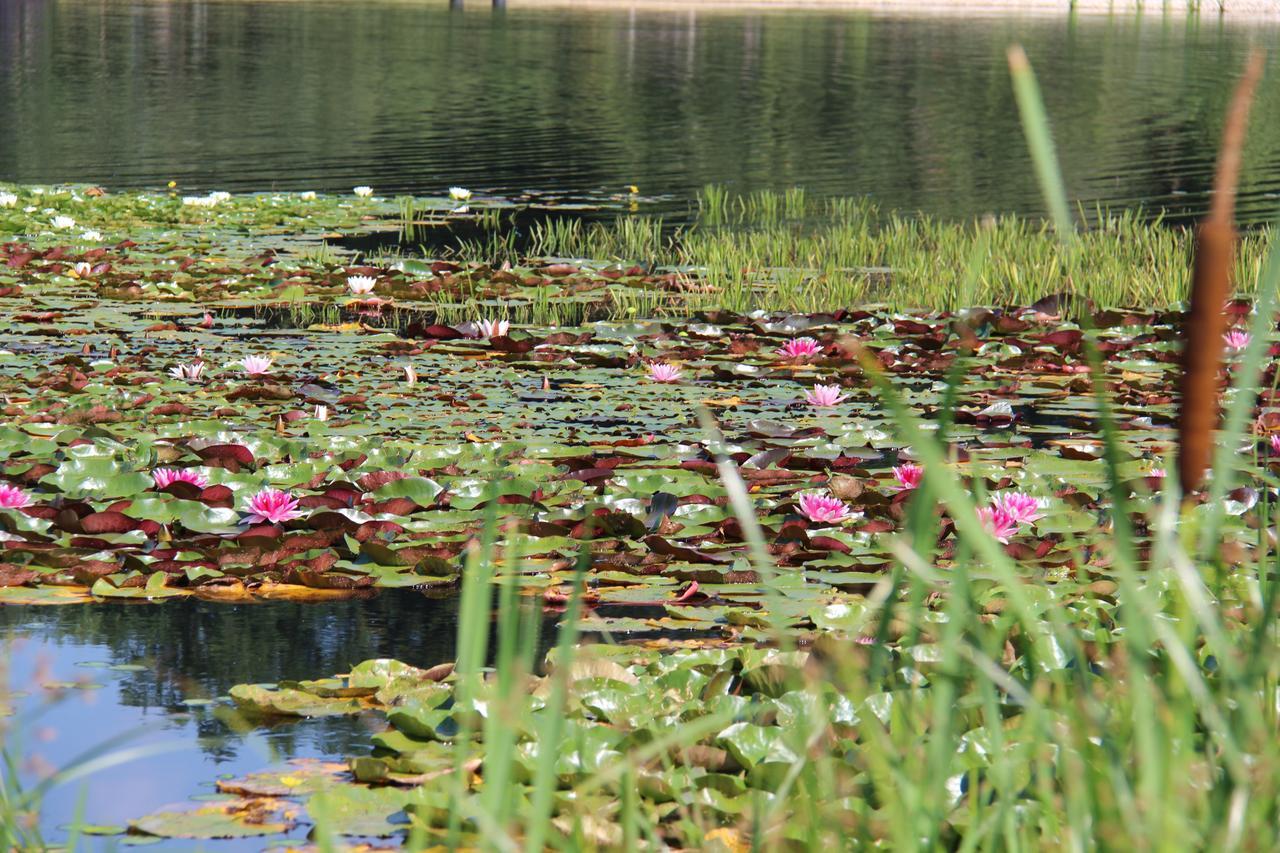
xmin=80 ymin=230 xmax=102 ymax=242
xmin=182 ymin=195 xmax=218 ymax=207
xmin=72 ymin=262 xmax=92 ymax=278
xmin=449 ymin=186 xmax=472 ymax=201
xmin=403 ymin=364 xmax=417 ymax=385
xmin=346 ymin=275 xmax=376 ymax=295
xmin=476 ymin=318 xmax=510 ymax=339
xmin=0 ymin=192 xmax=16 ymax=208
xmin=314 ymin=404 xmax=330 ymax=421
xmin=210 ymin=191 xmax=230 ymax=202
xmin=353 ymin=186 xmax=373 ymax=198
xmin=299 ymin=191 xmax=317 ymax=200
xmin=51 ymin=215 xmax=76 ymax=229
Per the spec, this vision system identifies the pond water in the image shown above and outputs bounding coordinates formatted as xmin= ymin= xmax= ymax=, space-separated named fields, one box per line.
xmin=3 ymin=1 xmax=1280 ymax=223
xmin=0 ymin=596 xmax=490 ymax=846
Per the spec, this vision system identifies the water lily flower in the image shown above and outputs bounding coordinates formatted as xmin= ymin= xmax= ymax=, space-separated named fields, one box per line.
xmin=476 ymin=318 xmax=510 ymax=339
xmin=182 ymin=195 xmax=218 ymax=208
xmin=648 ymin=362 xmax=683 ymax=383
xmin=976 ymin=506 xmax=1020 ymax=543
xmin=776 ymin=337 xmax=822 ymax=360
xmin=80 ymin=230 xmax=102 ymax=242
xmin=403 ymin=364 xmax=417 ymax=385
xmin=0 ymin=484 xmax=32 ymax=509
xmin=210 ymin=191 xmax=230 ymax=202
xmin=1150 ymin=467 xmax=1167 ymax=478
xmin=353 ymin=186 xmax=373 ymax=197
xmin=0 ymin=192 xmax=16 ymax=207
xmin=893 ymin=463 xmax=924 ymax=490
xmin=169 ymin=362 xmax=205 ymax=381
xmin=1223 ymin=329 xmax=1251 ymax=351
xmin=314 ymin=405 xmax=329 ymax=421
xmin=991 ymin=491 xmax=1047 ymax=525
xmin=51 ymin=215 xmax=76 ymax=229
xmin=797 ymin=491 xmax=852 ymax=524
xmin=1271 ymin=435 xmax=1280 ymax=455
xmin=243 ymin=487 xmax=303 ymax=524
xmin=72 ymin=261 xmax=93 ymax=278
xmin=804 ymin=384 xmax=848 ymax=407
xmin=235 ymin=356 xmax=274 ymax=376
xmin=346 ymin=275 xmax=377 ymax=295
xmin=299 ymin=191 xmax=317 ymax=200
xmin=152 ymin=468 xmax=209 ymax=490
xmin=449 ymin=186 xmax=472 ymax=201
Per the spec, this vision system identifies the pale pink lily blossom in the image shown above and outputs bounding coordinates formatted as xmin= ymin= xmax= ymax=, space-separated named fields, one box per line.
xmin=0 ymin=484 xmax=32 ymax=509
xmin=170 ymin=362 xmax=205 ymax=381
xmin=152 ymin=468 xmax=209 ymax=490
xmin=236 ymin=356 xmax=274 ymax=376
xmin=1223 ymin=330 xmax=1252 ymax=351
xmin=346 ymin=275 xmax=377 ymax=295
xmin=976 ymin=506 xmax=1020 ymax=543
xmin=648 ymin=363 xmax=683 ymax=383
xmin=776 ymin=337 xmax=822 ymax=360
xmin=797 ymin=491 xmax=852 ymax=524
xmin=1270 ymin=434 xmax=1280 ymax=454
xmin=243 ymin=488 xmax=303 ymax=525
xmin=476 ymin=319 xmax=510 ymax=339
xmin=804 ymin=384 xmax=848 ymax=407
xmin=991 ymin=491 xmax=1047 ymax=525
xmin=893 ymin=463 xmax=924 ymax=490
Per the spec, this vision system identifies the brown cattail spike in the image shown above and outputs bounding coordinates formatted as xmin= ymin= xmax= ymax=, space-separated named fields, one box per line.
xmin=1177 ymin=50 xmax=1265 ymax=493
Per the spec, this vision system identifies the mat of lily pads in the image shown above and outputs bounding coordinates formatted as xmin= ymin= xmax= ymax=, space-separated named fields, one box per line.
xmin=0 ymin=185 xmax=1268 ymax=638
xmin=121 ymin=648 xmax=883 ymax=844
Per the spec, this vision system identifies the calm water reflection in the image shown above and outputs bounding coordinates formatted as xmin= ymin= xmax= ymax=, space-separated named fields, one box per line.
xmin=0 ymin=594 xmax=548 ymax=846
xmin=2 ymin=1 xmax=1280 ymax=222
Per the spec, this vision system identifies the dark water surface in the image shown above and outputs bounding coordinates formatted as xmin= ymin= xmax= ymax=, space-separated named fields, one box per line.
xmin=3 ymin=1 xmax=1280 ymax=222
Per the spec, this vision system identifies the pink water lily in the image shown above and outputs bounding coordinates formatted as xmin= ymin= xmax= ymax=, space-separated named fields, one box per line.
xmin=1270 ymin=434 xmax=1280 ymax=454
xmin=1223 ymin=329 xmax=1251 ymax=351
xmin=170 ymin=362 xmax=205 ymax=381
xmin=235 ymin=356 xmax=274 ymax=376
xmin=776 ymin=337 xmax=822 ymax=360
xmin=0 ymin=484 xmax=32 ymax=509
xmin=797 ymin=491 xmax=852 ymax=524
xmin=476 ymin=319 xmax=510 ymax=339
xmin=152 ymin=468 xmax=209 ymax=490
xmin=648 ymin=362 xmax=683 ymax=383
xmin=893 ymin=463 xmax=924 ymax=490
xmin=976 ymin=506 xmax=1020 ymax=543
xmin=804 ymin=384 xmax=848 ymax=407
xmin=243 ymin=488 xmax=303 ymax=525
xmin=991 ymin=491 xmax=1046 ymax=525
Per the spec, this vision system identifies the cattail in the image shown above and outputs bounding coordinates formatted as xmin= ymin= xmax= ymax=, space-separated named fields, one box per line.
xmin=1177 ymin=51 xmax=1264 ymax=493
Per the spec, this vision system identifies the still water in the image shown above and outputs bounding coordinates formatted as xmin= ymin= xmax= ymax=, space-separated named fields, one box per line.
xmin=3 ymin=1 xmax=1280 ymax=222
xmin=0 ymin=595 xmax=539 ymax=846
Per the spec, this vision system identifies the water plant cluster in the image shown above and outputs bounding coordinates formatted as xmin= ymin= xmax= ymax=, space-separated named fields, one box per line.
xmin=2 ymin=170 xmax=1280 ymax=849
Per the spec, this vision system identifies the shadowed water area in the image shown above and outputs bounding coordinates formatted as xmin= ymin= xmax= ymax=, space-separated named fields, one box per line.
xmin=2 ymin=1 xmax=1280 ymax=223
xmin=0 ymin=0 xmax=1276 ymax=845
